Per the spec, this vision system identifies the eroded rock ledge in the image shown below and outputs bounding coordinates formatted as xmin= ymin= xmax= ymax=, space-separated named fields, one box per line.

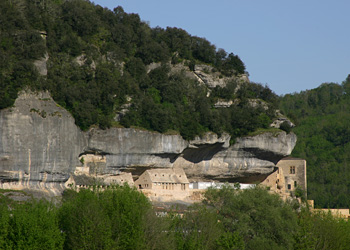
xmin=0 ymin=91 xmax=296 ymax=195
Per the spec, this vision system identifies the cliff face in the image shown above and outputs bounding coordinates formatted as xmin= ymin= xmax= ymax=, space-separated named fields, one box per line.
xmin=0 ymin=91 xmax=86 ymax=195
xmin=0 ymin=91 xmax=297 ymax=194
xmin=177 ymin=132 xmax=297 ymax=182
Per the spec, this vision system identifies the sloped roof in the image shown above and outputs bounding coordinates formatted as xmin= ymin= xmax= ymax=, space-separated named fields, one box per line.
xmin=72 ymin=175 xmax=96 ymax=186
xmin=280 ymin=156 xmax=306 ymax=161
xmin=102 ymin=173 xmax=134 ymax=186
xmin=143 ymin=168 xmax=189 ymax=184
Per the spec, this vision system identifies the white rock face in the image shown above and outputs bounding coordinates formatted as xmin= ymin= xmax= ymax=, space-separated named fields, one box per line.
xmin=33 ymin=53 xmax=49 ymax=76
xmin=146 ymin=62 xmax=249 ymax=89
xmin=194 ymin=64 xmax=249 ymax=88
xmin=0 ymin=90 xmax=87 ymax=195
xmin=0 ymin=91 xmax=297 ymax=194
xmin=88 ymin=128 xmax=188 ymax=155
xmin=175 ymin=132 xmax=297 ymax=182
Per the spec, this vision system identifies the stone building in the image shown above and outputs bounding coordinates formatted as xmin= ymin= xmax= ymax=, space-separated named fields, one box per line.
xmin=261 ymin=157 xmax=307 ymax=199
xmin=136 ymin=168 xmax=189 ymax=191
xmin=101 ymin=173 xmax=134 ymax=186
xmin=135 ymin=168 xmax=190 ymax=202
xmin=65 ymin=172 xmax=134 ymax=190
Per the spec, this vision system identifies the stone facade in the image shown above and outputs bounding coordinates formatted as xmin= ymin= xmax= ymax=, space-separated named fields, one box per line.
xmin=135 ymin=168 xmax=190 ymax=202
xmin=261 ymin=157 xmax=307 ymax=200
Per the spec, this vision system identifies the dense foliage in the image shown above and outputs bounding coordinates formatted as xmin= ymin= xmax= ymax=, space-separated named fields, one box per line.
xmin=1 ymin=186 xmax=349 ymax=250
xmin=279 ymin=75 xmax=350 ymax=208
xmin=0 ymin=0 xmax=279 ymax=139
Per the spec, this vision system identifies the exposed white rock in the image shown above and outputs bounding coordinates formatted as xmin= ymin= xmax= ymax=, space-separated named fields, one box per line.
xmin=214 ymin=100 xmax=234 ymax=108
xmin=0 ymin=90 xmax=87 ymax=194
xmin=146 ymin=62 xmax=162 ymax=73
xmin=0 ymin=91 xmax=297 ymax=194
xmin=248 ymin=99 xmax=269 ymax=110
xmin=34 ymin=53 xmax=49 ymax=76
xmin=146 ymin=61 xmax=249 ymax=89
xmin=189 ymin=132 xmax=230 ymax=148
xmin=75 ymin=54 xmax=96 ymax=70
xmin=175 ymin=131 xmax=297 ymax=182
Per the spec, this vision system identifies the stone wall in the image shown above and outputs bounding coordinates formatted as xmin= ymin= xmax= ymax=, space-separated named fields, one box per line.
xmin=261 ymin=157 xmax=307 ymax=200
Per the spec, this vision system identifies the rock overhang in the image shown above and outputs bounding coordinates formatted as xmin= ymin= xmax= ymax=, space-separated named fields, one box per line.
xmin=0 ymin=90 xmax=297 ymax=193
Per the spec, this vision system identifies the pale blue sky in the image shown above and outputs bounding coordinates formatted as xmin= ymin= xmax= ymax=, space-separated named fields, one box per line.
xmin=93 ymin=0 xmax=350 ymax=95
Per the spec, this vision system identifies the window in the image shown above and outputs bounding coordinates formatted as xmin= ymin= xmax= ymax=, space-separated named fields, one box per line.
xmin=290 ymin=166 xmax=295 ymax=174
xmin=294 ymin=181 xmax=297 ymax=188
xmin=287 ymin=184 xmax=291 ymax=190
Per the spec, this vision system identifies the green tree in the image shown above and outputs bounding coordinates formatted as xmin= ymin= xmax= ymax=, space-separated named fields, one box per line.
xmin=204 ymin=186 xmax=298 ymax=250
xmin=171 ymin=204 xmax=224 ymax=250
xmin=294 ymin=208 xmax=350 ymax=250
xmin=0 ymin=198 xmax=11 ymax=249
xmin=59 ymin=189 xmax=113 ymax=250
xmin=99 ymin=184 xmax=151 ymax=249
xmin=8 ymin=199 xmax=64 ymax=250
xmin=280 ymin=78 xmax=350 ymax=208
xmin=0 ymin=0 xmax=275 ymax=146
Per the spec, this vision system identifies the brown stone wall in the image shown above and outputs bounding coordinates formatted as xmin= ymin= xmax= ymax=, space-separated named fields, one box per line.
xmin=261 ymin=158 xmax=306 ymax=200
xmin=277 ymin=158 xmax=306 ymax=194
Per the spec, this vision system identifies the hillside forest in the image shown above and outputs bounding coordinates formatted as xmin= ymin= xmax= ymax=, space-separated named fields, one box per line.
xmin=1 ymin=185 xmax=350 ymax=250
xmin=280 ymin=76 xmax=350 ymax=208
xmin=1 ymin=0 xmax=350 ymax=214
xmin=0 ymin=0 xmax=279 ymax=141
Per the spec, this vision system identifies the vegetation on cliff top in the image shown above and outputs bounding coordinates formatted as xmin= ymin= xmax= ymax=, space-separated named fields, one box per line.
xmin=1 ymin=185 xmax=349 ymax=250
xmin=0 ymin=0 xmax=279 ymax=140
xmin=279 ymin=75 xmax=350 ymax=208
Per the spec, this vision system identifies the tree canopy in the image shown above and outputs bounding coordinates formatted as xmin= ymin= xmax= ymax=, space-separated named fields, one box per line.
xmin=279 ymin=76 xmax=350 ymax=208
xmin=0 ymin=0 xmax=280 ymax=140
xmin=1 ymin=186 xmax=350 ymax=249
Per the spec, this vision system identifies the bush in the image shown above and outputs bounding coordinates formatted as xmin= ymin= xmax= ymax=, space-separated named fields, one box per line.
xmin=280 ymin=121 xmax=292 ymax=133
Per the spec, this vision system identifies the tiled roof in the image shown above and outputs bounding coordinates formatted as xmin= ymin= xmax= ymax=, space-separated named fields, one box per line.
xmin=143 ymin=168 xmax=189 ymax=184
xmin=72 ymin=175 xmax=96 ymax=185
xmin=280 ymin=156 xmax=305 ymax=161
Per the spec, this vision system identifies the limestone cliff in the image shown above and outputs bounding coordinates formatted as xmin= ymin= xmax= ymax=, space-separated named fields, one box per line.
xmin=0 ymin=91 xmax=296 ymax=194
xmin=0 ymin=91 xmax=86 ymax=195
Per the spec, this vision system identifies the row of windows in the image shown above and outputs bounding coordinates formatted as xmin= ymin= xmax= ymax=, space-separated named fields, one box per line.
xmin=154 ymin=174 xmax=182 ymax=178
xmin=141 ymin=182 xmax=187 ymax=190
xmin=161 ymin=183 xmax=175 ymax=190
